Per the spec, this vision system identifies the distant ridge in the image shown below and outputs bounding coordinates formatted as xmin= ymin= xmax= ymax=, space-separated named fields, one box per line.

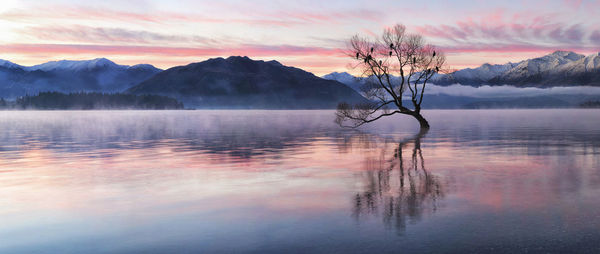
xmin=127 ymin=56 xmax=369 ymax=109
xmin=324 ymin=51 xmax=600 ymax=88
xmin=1 ymin=51 xmax=599 ymax=108
xmin=322 ymin=52 xmax=600 ymax=109
xmin=0 ymin=58 xmax=162 ymax=98
xmin=26 ymin=58 xmax=119 ymax=71
xmin=434 ymin=51 xmax=600 ymax=87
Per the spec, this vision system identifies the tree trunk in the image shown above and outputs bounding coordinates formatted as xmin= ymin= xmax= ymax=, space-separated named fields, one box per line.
xmin=411 ymin=112 xmax=430 ymax=130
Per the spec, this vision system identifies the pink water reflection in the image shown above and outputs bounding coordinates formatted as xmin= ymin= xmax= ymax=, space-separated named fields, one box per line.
xmin=0 ymin=110 xmax=599 ymax=253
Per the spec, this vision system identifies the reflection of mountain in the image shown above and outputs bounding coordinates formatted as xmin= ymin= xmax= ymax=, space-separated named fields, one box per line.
xmin=2 ymin=110 xmax=599 ymax=161
xmin=0 ymin=111 xmax=350 ymax=160
xmin=347 ymin=131 xmax=445 ymax=233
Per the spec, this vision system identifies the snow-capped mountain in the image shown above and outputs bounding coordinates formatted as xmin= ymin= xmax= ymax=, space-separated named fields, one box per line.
xmin=323 ymin=71 xmax=440 ymax=94
xmin=0 ymin=59 xmax=23 ymax=69
xmin=321 ymin=72 xmax=357 ymax=85
xmin=0 ymin=58 xmax=162 ymax=98
xmin=565 ymin=52 xmax=600 ymax=72
xmin=489 ymin=51 xmax=586 ymax=85
xmin=26 ymin=58 xmax=120 ymax=72
xmin=321 ymin=72 xmax=364 ymax=93
xmin=322 ymin=51 xmax=600 ymax=108
xmin=434 ymin=62 xmax=518 ymax=86
xmin=432 ymin=51 xmax=600 ymax=87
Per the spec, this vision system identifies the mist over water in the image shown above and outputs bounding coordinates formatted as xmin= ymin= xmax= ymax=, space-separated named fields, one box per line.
xmin=426 ymin=83 xmax=600 ymax=98
xmin=0 ymin=110 xmax=599 ymax=253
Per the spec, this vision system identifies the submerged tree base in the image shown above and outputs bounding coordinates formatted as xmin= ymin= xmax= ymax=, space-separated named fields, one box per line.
xmin=412 ymin=112 xmax=430 ymax=130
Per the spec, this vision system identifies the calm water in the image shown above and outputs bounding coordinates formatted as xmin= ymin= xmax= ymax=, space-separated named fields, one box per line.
xmin=1 ymin=110 xmax=599 ymax=253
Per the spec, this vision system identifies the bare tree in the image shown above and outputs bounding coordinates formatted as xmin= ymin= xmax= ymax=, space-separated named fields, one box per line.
xmin=335 ymin=24 xmax=445 ymax=129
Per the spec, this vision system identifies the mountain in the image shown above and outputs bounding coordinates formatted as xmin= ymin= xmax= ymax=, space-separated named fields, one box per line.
xmin=26 ymin=58 xmax=120 ymax=72
xmin=321 ymin=72 xmax=357 ymax=85
xmin=0 ymin=58 xmax=161 ymax=98
xmin=434 ymin=62 xmax=518 ymax=86
xmin=322 ymin=71 xmax=410 ymax=95
xmin=549 ymin=52 xmax=600 ymax=85
xmin=487 ymin=51 xmax=587 ymax=86
xmin=0 ymin=60 xmax=23 ymax=69
xmin=127 ymin=56 xmax=369 ymax=109
xmin=321 ymin=72 xmax=364 ymax=93
xmin=432 ymin=51 xmax=600 ymax=87
xmin=324 ymin=56 xmax=600 ymax=109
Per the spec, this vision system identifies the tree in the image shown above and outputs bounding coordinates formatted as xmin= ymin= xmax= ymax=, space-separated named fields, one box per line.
xmin=335 ymin=24 xmax=445 ymax=130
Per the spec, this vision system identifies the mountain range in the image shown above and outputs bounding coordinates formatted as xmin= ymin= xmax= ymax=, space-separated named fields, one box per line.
xmin=0 ymin=51 xmax=599 ymax=109
xmin=322 ymin=51 xmax=600 ymax=108
xmin=0 ymin=58 xmax=161 ymax=98
xmin=324 ymin=51 xmax=600 ymax=88
xmin=127 ymin=56 xmax=368 ymax=108
xmin=434 ymin=51 xmax=600 ymax=87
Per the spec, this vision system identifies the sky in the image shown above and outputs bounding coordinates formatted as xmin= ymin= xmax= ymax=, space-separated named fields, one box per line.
xmin=0 ymin=0 xmax=599 ymax=75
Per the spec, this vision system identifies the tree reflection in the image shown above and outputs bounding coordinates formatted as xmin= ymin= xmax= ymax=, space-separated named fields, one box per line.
xmin=350 ymin=130 xmax=444 ymax=233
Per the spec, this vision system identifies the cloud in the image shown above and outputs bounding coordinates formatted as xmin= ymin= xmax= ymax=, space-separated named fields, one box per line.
xmin=263 ymin=9 xmax=382 ymax=24
xmin=590 ymin=31 xmax=600 ymax=42
xmin=21 ymin=25 xmax=217 ymax=45
xmin=414 ymin=12 xmax=600 ymax=54
xmin=1 ymin=1 xmax=597 ymax=73
xmin=438 ymin=44 xmax=600 ymax=54
xmin=1 ymin=5 xmax=382 ymax=27
xmin=0 ymin=43 xmax=344 ymax=58
xmin=0 ymin=6 xmax=302 ymax=27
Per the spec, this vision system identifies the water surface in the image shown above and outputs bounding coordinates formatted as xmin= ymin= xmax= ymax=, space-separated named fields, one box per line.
xmin=1 ymin=110 xmax=599 ymax=253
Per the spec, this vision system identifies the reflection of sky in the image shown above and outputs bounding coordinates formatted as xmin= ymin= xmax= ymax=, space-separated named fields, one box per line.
xmin=0 ymin=110 xmax=599 ymax=253
xmin=0 ymin=1 xmax=598 ymax=74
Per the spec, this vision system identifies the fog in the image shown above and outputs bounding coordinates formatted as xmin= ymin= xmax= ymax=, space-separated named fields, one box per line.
xmin=425 ymin=84 xmax=600 ymax=98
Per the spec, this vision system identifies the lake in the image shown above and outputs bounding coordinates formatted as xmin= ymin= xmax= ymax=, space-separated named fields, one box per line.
xmin=0 ymin=110 xmax=599 ymax=253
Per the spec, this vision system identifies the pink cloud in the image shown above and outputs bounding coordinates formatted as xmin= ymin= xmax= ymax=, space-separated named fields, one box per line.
xmin=265 ymin=9 xmax=382 ymax=24
xmin=21 ymin=25 xmax=217 ymax=45
xmin=0 ymin=43 xmax=344 ymax=58
xmin=414 ymin=12 xmax=598 ymax=55
xmin=440 ymin=44 xmax=599 ymax=54
xmin=1 ymin=5 xmax=381 ymax=27
xmin=0 ymin=6 xmax=302 ymax=27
